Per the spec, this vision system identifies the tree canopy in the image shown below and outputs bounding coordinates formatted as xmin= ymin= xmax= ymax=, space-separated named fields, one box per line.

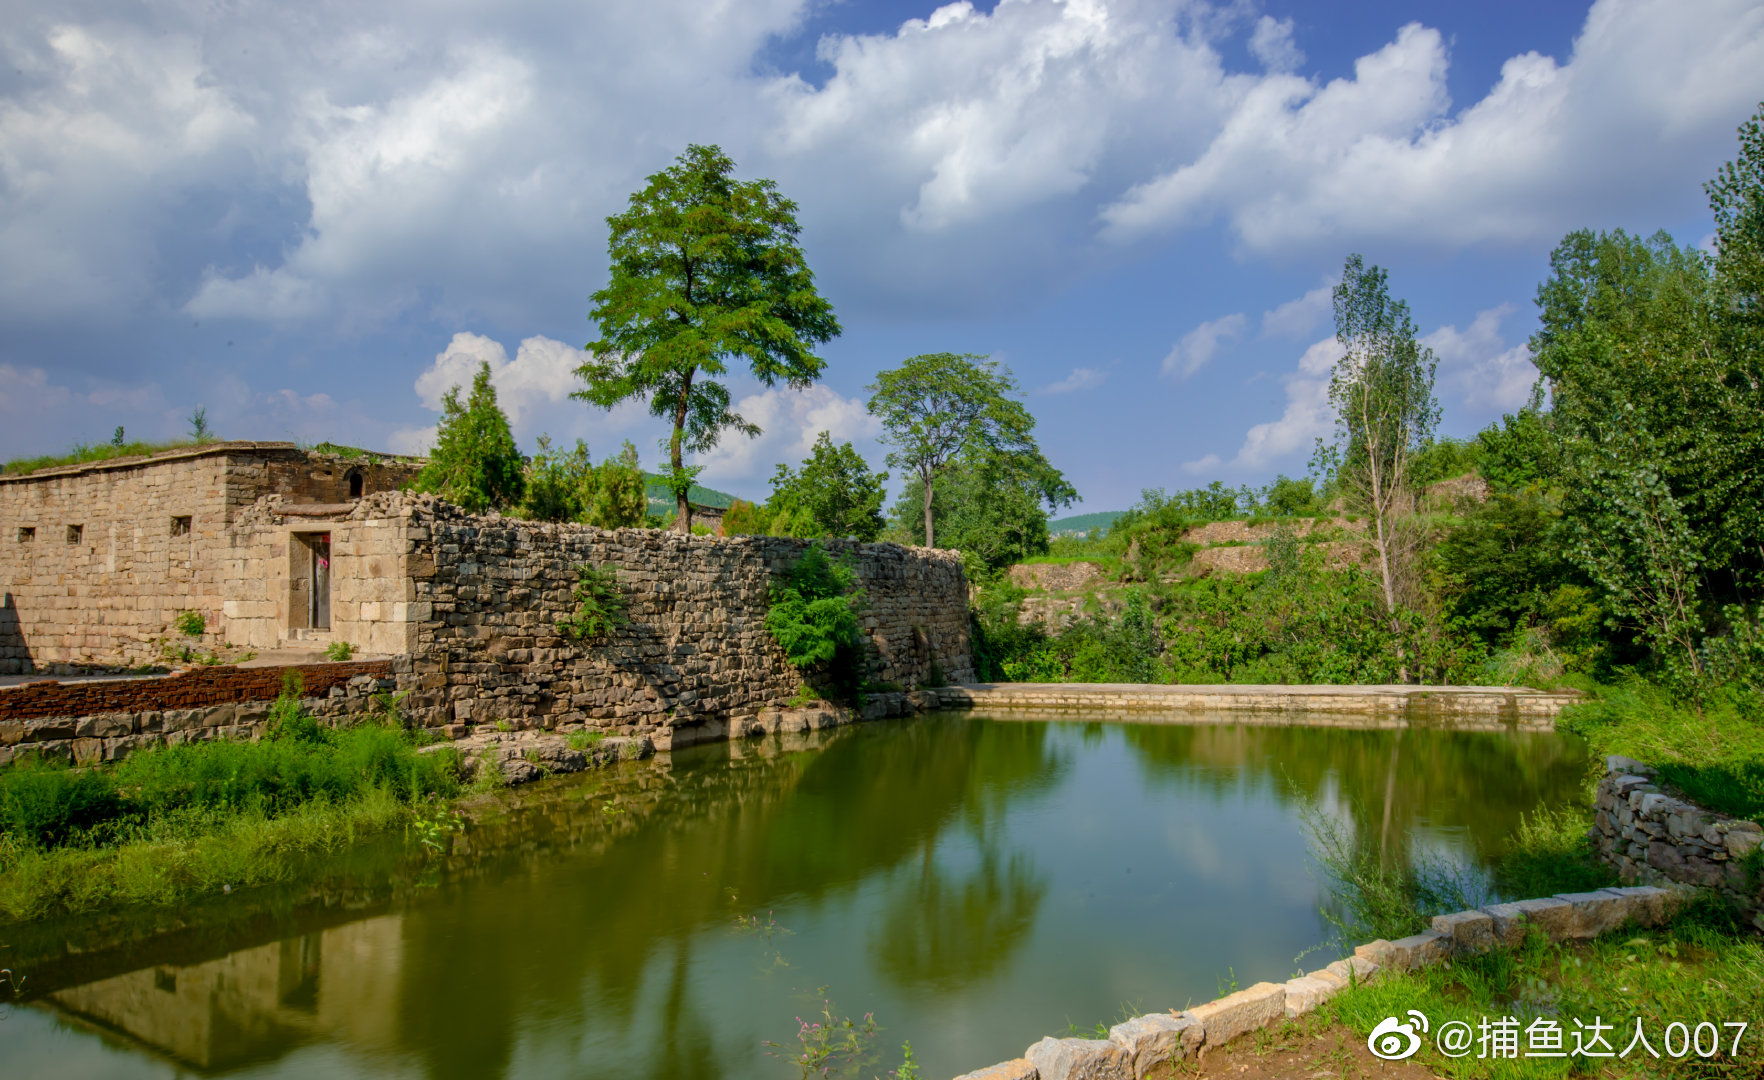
xmin=410 ymin=361 xmax=525 ymax=513
xmin=577 ymin=144 xmax=840 ymax=533
xmin=866 ymin=352 xmax=1046 ymax=550
xmin=764 ymin=432 xmax=889 ymax=541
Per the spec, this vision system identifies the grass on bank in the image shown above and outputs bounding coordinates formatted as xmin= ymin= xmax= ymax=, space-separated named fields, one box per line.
xmin=0 ymin=693 xmax=461 ymax=923
xmin=1317 ymin=903 xmax=1764 ymax=1080
xmin=1558 ymin=678 xmax=1764 ymax=822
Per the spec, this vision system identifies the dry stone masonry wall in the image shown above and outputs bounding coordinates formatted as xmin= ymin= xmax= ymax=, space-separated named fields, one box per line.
xmin=396 ymin=497 xmax=973 ymax=745
xmin=1594 ymin=755 xmax=1764 ymax=923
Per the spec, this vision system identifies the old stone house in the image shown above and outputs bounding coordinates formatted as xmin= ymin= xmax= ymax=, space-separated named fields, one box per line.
xmin=1 ymin=443 xmax=973 ymax=738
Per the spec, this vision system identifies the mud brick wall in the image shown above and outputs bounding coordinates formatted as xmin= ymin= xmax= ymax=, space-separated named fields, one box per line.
xmin=399 ymin=499 xmax=974 ymax=738
xmin=1595 ymin=755 xmax=1764 ymax=921
xmin=0 ymin=661 xmax=398 ymax=767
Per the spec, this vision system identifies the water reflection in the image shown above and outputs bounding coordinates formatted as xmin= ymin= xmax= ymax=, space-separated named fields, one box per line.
xmin=7 ymin=715 xmax=1588 ymax=1080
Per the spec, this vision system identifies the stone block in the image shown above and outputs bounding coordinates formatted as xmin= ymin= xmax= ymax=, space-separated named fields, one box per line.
xmin=1024 ymin=1037 xmax=1131 ymax=1080
xmin=954 ymin=1060 xmax=1038 ymax=1080
xmin=1551 ymin=890 xmax=1632 ymax=938
xmin=1187 ymin=982 xmax=1286 ymax=1048
xmin=1727 ymin=823 xmax=1763 ymax=859
xmin=1323 ymin=957 xmax=1382 ymax=986
xmin=1375 ymin=924 xmax=1446 ymax=967
xmin=200 ymin=704 xmax=236 ymax=728
xmin=1352 ymin=939 xmax=1398 ymax=967
xmin=1600 ymin=885 xmax=1677 ymax=926
xmin=1481 ymin=898 xmax=1566 ymax=946
xmin=72 ymin=737 xmax=104 ymax=765
xmin=1431 ymin=909 xmax=1497 ymax=952
xmin=1109 ymin=1013 xmax=1198 ymax=1077
xmin=1282 ymin=975 xmax=1341 ymax=1018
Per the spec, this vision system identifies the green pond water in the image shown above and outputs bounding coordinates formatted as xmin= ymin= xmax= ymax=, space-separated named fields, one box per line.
xmin=0 ymin=713 xmax=1589 ymax=1080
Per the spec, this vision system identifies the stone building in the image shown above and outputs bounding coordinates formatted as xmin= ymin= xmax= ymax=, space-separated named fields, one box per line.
xmin=1 ymin=443 xmax=974 ymax=740
xmin=0 ymin=442 xmax=420 ymax=672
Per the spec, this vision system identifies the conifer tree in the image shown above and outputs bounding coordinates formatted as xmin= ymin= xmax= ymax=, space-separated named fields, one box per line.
xmin=411 ymin=361 xmax=525 ymax=512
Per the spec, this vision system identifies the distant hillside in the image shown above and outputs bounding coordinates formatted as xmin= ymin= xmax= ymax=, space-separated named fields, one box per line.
xmin=643 ymin=474 xmax=741 ymax=511
xmin=1048 ymin=510 xmax=1123 ymax=537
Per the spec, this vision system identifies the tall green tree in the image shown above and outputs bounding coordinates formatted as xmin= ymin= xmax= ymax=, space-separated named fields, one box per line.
xmin=1317 ymin=254 xmax=1440 ymax=680
xmin=411 ymin=361 xmax=525 ymax=512
xmin=576 ymin=144 xmax=841 ymax=533
xmin=521 ymin=436 xmax=648 ymax=529
xmin=866 ymin=353 xmax=1042 ymax=549
xmin=766 ymin=432 xmax=889 ymax=541
xmin=891 ymin=449 xmax=1076 ymax=571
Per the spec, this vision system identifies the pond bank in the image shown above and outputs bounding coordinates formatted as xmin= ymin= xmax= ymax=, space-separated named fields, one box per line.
xmin=934 ymin=682 xmax=1577 ymax=728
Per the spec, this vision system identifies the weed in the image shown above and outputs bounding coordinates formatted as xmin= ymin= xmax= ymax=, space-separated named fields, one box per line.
xmin=557 ymin=563 xmax=630 ymax=642
xmin=174 ymin=610 xmax=205 ymax=637
xmin=763 ymin=987 xmax=879 ymax=1079
xmin=494 ymin=720 xmax=514 ymax=732
xmin=324 ymin=640 xmax=355 ymax=661
xmin=566 ymin=730 xmax=606 ymax=751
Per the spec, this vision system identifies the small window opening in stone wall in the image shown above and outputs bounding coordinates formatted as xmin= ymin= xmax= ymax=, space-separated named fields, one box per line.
xmin=16 ymin=526 xmax=33 ymax=543
xmin=67 ymin=524 xmax=82 ymax=545
xmin=171 ymin=515 xmax=192 ymax=536
xmin=347 ymin=469 xmax=364 ymax=498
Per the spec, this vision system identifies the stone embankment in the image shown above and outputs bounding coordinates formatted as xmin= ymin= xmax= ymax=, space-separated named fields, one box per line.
xmin=935 ymin=682 xmax=1577 ymax=727
xmin=951 ymin=884 xmax=1692 ymax=1080
xmin=1594 ymin=755 xmax=1764 ymax=925
xmin=0 ymin=660 xmax=397 ymax=766
xmin=439 ymin=691 xmax=939 ymax=786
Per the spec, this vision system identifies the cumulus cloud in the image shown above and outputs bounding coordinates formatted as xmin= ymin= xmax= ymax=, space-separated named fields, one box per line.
xmin=1260 ymin=282 xmax=1334 ymax=339
xmin=1039 ymin=366 xmax=1109 ymax=394
xmin=1162 ymin=312 xmax=1246 ymax=379
xmin=402 ymin=331 xmax=650 ymax=455
xmin=693 ymin=384 xmax=882 ymax=488
xmin=1425 ymin=304 xmax=1540 ymax=412
xmin=1183 ymin=337 xmax=1342 ymax=474
xmin=1248 ymin=16 xmax=1303 ymax=73
xmin=1102 ymin=0 xmax=1764 ymax=252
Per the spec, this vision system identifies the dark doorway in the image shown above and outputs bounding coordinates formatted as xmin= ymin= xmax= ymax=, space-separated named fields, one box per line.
xmin=309 ymin=533 xmax=331 ymax=630
xmin=347 ymin=469 xmax=364 ymax=498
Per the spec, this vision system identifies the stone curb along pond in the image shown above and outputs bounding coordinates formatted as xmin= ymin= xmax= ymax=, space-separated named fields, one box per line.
xmin=950 ymin=885 xmax=1697 ymax=1080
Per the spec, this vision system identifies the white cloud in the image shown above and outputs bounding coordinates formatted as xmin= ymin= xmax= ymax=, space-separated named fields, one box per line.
xmin=1248 ymin=16 xmax=1303 ymax=73
xmin=1425 ymin=304 xmax=1539 ymax=412
xmin=1183 ymin=336 xmax=1342 ymax=474
xmin=1161 ymin=312 xmax=1246 ymax=379
xmin=1260 ymin=282 xmax=1333 ymax=339
xmin=1103 ymin=0 xmax=1764 ymax=252
xmin=413 ymin=332 xmax=584 ymax=427
xmin=1039 ymin=366 xmax=1108 ymax=394
xmin=693 ymin=384 xmax=882 ymax=488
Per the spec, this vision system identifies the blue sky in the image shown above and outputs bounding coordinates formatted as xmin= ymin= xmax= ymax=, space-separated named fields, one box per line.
xmin=2 ymin=0 xmax=1761 ymax=512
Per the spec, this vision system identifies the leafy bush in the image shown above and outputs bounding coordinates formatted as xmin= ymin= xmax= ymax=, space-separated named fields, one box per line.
xmin=0 ymin=761 xmax=124 ymax=848
xmin=174 ymin=610 xmax=206 ymax=637
xmin=557 ymin=564 xmax=629 ymax=642
xmin=324 ymin=640 xmax=355 ymax=661
xmin=765 ymin=542 xmax=866 ymax=700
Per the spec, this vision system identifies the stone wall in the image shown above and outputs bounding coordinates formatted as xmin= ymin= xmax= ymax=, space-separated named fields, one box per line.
xmin=0 ymin=661 xmax=398 ymax=767
xmin=394 ymin=497 xmax=973 ymax=744
xmin=1593 ymin=755 xmax=1764 ymax=921
xmin=0 ymin=443 xmax=422 ymax=672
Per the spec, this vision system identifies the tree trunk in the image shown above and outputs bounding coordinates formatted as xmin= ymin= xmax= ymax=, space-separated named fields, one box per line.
xmin=672 ymin=368 xmax=695 ymax=535
xmin=921 ymin=466 xmax=936 ymax=548
xmin=1361 ymin=391 xmax=1408 ymax=682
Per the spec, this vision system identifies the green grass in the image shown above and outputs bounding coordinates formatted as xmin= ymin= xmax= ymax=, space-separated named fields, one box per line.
xmin=3 ymin=438 xmax=203 ymax=476
xmin=1560 ymin=678 xmax=1764 ymax=821
xmin=1323 ymin=901 xmax=1764 ymax=1079
xmin=0 ymin=700 xmax=461 ymax=922
xmin=566 ymin=730 xmax=607 ymax=751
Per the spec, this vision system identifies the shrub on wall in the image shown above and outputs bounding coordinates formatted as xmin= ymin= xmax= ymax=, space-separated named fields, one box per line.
xmin=764 ymin=543 xmax=866 ymax=701
xmin=557 ymin=564 xmax=629 ymax=642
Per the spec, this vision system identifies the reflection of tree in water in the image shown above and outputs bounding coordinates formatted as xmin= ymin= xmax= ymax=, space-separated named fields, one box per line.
xmin=868 ymin=848 xmax=1044 ymax=991
xmin=393 ymin=716 xmax=1065 ymax=1080
xmin=1116 ymin=722 xmax=1589 ymax=866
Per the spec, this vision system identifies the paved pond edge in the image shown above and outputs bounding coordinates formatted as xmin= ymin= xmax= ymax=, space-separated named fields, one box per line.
xmin=950 ymin=884 xmax=1699 ymax=1080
